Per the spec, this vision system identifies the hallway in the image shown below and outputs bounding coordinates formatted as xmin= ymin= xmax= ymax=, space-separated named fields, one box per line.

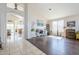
xmin=0 ymin=37 xmax=45 ymax=55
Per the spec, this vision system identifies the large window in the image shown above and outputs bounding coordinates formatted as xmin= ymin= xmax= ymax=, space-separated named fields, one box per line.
xmin=52 ymin=20 xmax=64 ymax=36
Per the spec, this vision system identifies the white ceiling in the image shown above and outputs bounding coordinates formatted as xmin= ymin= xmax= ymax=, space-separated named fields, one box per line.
xmin=28 ymin=3 xmax=79 ymax=20
xmin=7 ymin=13 xmax=23 ymax=23
xmin=7 ymin=3 xmax=24 ymax=11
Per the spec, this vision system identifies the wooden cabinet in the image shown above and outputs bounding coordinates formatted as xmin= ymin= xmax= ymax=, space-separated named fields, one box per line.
xmin=66 ymin=29 xmax=76 ymax=39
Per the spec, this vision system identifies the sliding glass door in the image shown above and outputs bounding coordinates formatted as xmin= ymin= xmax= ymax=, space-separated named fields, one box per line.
xmin=52 ymin=21 xmax=58 ymax=36
xmin=52 ymin=20 xmax=64 ymax=36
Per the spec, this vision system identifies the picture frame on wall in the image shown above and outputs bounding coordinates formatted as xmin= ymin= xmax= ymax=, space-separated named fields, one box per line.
xmin=37 ymin=20 xmax=44 ymax=26
xmin=67 ymin=21 xmax=75 ymax=27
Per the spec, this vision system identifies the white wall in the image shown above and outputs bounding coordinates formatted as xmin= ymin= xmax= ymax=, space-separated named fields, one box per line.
xmin=64 ymin=15 xmax=79 ymax=32
xmin=0 ymin=4 xmax=7 ymax=48
xmin=24 ymin=4 xmax=47 ymax=39
xmin=48 ymin=15 xmax=79 ymax=37
xmin=24 ymin=4 xmax=29 ymax=39
xmin=76 ymin=19 xmax=79 ymax=31
xmin=28 ymin=12 xmax=36 ymax=38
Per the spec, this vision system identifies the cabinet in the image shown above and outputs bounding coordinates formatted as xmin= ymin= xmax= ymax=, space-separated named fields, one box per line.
xmin=66 ymin=29 xmax=76 ymax=39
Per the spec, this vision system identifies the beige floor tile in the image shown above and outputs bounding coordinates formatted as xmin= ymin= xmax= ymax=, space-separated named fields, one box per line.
xmin=0 ymin=37 xmax=46 ymax=55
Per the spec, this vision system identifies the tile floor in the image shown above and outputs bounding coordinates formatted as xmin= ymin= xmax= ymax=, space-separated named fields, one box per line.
xmin=0 ymin=34 xmax=45 ymax=55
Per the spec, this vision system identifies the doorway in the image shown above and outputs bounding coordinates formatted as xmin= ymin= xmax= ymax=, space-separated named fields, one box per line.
xmin=6 ymin=13 xmax=24 ymax=42
xmin=52 ymin=20 xmax=64 ymax=37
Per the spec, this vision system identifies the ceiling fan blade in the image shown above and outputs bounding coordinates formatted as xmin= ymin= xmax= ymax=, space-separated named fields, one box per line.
xmin=15 ymin=3 xmax=18 ymax=10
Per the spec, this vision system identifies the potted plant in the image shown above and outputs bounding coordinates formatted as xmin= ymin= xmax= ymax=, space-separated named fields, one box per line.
xmin=31 ymin=28 xmax=35 ymax=32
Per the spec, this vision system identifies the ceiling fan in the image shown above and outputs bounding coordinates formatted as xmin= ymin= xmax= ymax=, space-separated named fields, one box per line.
xmin=14 ymin=3 xmax=18 ymax=10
